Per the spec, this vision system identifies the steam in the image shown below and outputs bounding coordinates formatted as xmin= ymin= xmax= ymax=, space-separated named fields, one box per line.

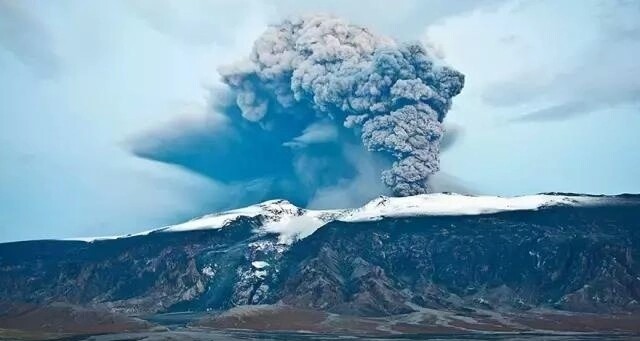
xmin=219 ymin=15 xmax=464 ymax=196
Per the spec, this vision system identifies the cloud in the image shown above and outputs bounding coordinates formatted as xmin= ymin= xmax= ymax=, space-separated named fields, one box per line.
xmin=508 ymin=102 xmax=593 ymax=123
xmin=217 ymin=14 xmax=464 ymax=196
xmin=0 ymin=1 xmax=59 ymax=77
xmin=306 ymin=145 xmax=390 ymax=209
xmin=129 ymin=86 xmax=362 ymax=207
xmin=426 ymin=171 xmax=477 ymax=195
xmin=283 ymin=122 xmax=338 ymax=148
xmin=491 ymin=34 xmax=640 ymax=123
xmin=440 ymin=123 xmax=463 ymax=151
xmin=481 ymin=1 xmax=640 ymax=122
xmin=132 ymin=14 xmax=465 ymax=207
xmin=269 ymin=0 xmax=508 ymax=40
xmin=130 ymin=0 xmax=272 ymax=46
xmin=426 ymin=0 xmax=640 ymax=125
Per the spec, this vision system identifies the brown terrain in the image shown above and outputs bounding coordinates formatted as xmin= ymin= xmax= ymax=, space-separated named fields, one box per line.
xmin=196 ymin=304 xmax=640 ymax=336
xmin=0 ymin=302 xmax=158 ymax=340
xmin=2 ymin=303 xmax=640 ymax=339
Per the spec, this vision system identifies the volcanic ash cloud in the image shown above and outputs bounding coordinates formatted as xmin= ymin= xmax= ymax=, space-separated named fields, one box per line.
xmin=219 ymin=15 xmax=464 ymax=196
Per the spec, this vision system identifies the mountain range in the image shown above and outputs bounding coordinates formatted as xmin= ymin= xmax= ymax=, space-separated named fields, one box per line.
xmin=1 ymin=193 xmax=640 ymax=338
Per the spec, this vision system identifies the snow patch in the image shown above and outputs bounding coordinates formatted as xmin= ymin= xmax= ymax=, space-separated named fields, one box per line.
xmin=339 ymin=193 xmax=598 ymax=222
xmin=66 ymin=193 xmax=603 ymax=243
xmin=251 ymin=261 xmax=269 ymax=269
xmin=260 ymin=212 xmax=336 ymax=244
xmin=202 ymin=266 xmax=216 ymax=277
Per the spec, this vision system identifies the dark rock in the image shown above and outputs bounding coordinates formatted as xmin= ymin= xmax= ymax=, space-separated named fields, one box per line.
xmin=1 ymin=198 xmax=639 ymax=318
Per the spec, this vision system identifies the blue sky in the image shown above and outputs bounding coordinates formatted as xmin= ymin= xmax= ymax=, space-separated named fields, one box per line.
xmin=1 ymin=0 xmax=639 ymax=242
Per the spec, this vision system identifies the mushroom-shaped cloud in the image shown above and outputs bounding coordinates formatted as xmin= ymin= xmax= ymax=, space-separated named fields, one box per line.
xmin=219 ymin=14 xmax=464 ymax=195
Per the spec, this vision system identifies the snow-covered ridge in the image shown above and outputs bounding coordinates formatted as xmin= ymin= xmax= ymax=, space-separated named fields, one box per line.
xmin=69 ymin=193 xmax=604 ymax=243
xmin=160 ymin=199 xmax=342 ymax=244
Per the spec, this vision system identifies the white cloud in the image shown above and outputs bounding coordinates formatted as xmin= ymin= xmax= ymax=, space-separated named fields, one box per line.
xmin=0 ymin=1 xmax=59 ymax=77
xmin=426 ymin=0 xmax=640 ymax=122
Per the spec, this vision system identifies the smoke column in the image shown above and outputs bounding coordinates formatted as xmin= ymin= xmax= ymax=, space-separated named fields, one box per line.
xmin=219 ymin=15 xmax=464 ymax=196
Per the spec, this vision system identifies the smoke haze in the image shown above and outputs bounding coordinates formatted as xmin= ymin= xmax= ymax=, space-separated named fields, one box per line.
xmin=131 ymin=14 xmax=465 ymax=207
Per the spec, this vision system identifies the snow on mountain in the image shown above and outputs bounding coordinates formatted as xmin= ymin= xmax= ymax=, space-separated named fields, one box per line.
xmin=251 ymin=261 xmax=269 ymax=269
xmin=160 ymin=199 xmax=342 ymax=244
xmin=339 ymin=193 xmax=600 ymax=222
xmin=68 ymin=193 xmax=602 ymax=243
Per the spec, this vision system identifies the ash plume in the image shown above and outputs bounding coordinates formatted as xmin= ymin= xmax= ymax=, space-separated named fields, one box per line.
xmin=220 ymin=15 xmax=464 ymax=195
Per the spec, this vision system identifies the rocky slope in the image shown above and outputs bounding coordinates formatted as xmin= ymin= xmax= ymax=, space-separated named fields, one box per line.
xmin=1 ymin=193 xmax=639 ymax=335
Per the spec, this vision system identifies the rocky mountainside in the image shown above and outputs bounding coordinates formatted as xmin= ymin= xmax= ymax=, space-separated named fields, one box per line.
xmin=1 ymin=193 xmax=640 ymax=335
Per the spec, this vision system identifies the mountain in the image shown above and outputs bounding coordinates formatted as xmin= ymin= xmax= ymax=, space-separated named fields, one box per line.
xmin=1 ymin=193 xmax=640 ymax=337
